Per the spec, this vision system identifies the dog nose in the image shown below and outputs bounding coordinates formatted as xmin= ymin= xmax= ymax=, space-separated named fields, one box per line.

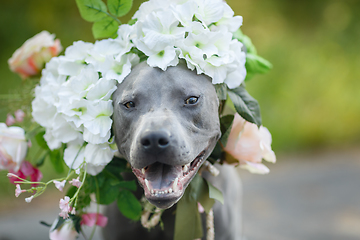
xmin=140 ymin=130 xmax=170 ymax=152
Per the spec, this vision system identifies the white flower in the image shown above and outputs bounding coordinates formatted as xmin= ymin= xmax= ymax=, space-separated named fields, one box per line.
xmin=0 ymin=123 xmax=28 ymax=172
xmin=64 ymin=142 xmax=85 ymax=170
xmin=82 ymin=101 xmax=113 ymax=144
xmin=98 ymin=53 xmax=139 ymax=84
xmin=194 ymin=0 xmax=225 ymax=26
xmin=114 ymin=24 xmax=135 ymax=57
xmin=171 ymin=1 xmax=198 ymax=27
xmin=210 ymin=3 xmax=243 ymax=32
xmin=64 ymin=142 xmax=113 ymax=176
xmin=64 ymin=41 xmax=93 ymax=61
xmin=25 ymin=196 xmax=34 ymax=203
xmin=84 ymin=143 xmax=114 ymax=175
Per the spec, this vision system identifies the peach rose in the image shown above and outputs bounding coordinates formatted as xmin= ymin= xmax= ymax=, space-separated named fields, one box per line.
xmin=0 ymin=123 xmax=28 ymax=172
xmin=8 ymin=31 xmax=62 ymax=79
xmin=224 ymin=113 xmax=276 ymax=174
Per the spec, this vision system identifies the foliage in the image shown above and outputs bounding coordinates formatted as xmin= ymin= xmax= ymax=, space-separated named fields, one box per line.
xmin=75 ymin=0 xmax=133 ymax=39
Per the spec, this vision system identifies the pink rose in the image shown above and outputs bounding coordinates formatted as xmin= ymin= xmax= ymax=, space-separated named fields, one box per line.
xmin=8 ymin=31 xmax=62 ymax=79
xmin=0 ymin=123 xmax=28 ymax=171
xmin=81 ymin=213 xmax=108 ymax=228
xmin=224 ymin=113 xmax=276 ymax=174
xmin=49 ymin=219 xmax=78 ymax=240
xmin=8 ymin=161 xmax=43 ymax=187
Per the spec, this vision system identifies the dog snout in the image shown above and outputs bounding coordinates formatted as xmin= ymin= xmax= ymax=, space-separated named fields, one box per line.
xmin=140 ymin=130 xmax=170 ymax=153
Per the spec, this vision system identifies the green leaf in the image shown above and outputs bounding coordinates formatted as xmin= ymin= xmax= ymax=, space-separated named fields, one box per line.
xmin=70 ymin=215 xmax=82 ymax=233
xmin=214 ymin=83 xmax=227 ymax=100
xmin=174 ymin=186 xmax=203 ymax=240
xmin=35 ymin=131 xmax=49 ymax=150
xmin=194 ymin=176 xmax=215 ymax=214
xmin=35 ymin=151 xmax=48 ymax=167
xmin=207 ymin=181 xmax=224 ymax=204
xmin=49 ymin=149 xmax=64 ymax=173
xmin=104 ymin=157 xmax=128 ymax=180
xmin=233 ymin=29 xmax=257 ymax=54
xmin=118 ymin=180 xmax=137 ymax=191
xmin=116 ymin=189 xmax=142 ymax=220
xmin=107 ymin=0 xmax=133 ymax=17
xmin=208 ymin=142 xmax=222 ymax=162
xmin=53 ymin=217 xmax=66 ymax=231
xmin=75 ymin=0 xmax=108 ymax=22
xmin=228 ymin=86 xmax=262 ymax=127
xmin=66 ymin=186 xmax=78 ymax=198
xmin=97 ymin=178 xmax=121 ymax=204
xmin=245 ymin=53 xmax=272 ymax=75
xmin=219 ymin=115 xmax=235 ymax=147
xmin=92 ymin=16 xmax=119 ymax=39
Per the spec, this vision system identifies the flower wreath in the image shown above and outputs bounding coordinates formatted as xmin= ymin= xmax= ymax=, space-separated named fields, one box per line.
xmin=1 ymin=0 xmax=275 ymax=239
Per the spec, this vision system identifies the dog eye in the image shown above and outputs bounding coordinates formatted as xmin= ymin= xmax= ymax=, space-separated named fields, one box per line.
xmin=124 ymin=101 xmax=135 ymax=109
xmin=185 ymin=96 xmax=199 ymax=105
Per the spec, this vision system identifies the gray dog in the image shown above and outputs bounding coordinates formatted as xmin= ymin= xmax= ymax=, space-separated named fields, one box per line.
xmin=104 ymin=62 xmax=242 ymax=240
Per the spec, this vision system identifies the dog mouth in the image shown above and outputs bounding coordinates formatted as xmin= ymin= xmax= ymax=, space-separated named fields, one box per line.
xmin=131 ymin=149 xmax=207 ymax=209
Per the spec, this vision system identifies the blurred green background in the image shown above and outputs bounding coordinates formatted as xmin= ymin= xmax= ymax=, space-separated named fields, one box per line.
xmin=0 ymin=0 xmax=359 ymax=198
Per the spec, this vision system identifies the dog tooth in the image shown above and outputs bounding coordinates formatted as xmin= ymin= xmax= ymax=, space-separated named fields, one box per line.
xmin=151 ymin=189 xmax=154 ymax=195
xmin=145 ymin=179 xmax=151 ymax=192
xmin=164 ymin=189 xmax=168 ymax=194
xmin=183 ymin=164 xmax=188 ymax=173
xmin=173 ymin=178 xmax=179 ymax=192
xmin=142 ymin=168 xmax=146 ymax=175
xmin=169 ymin=188 xmax=173 ymax=193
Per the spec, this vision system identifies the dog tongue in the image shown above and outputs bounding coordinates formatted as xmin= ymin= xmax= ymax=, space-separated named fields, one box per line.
xmin=145 ymin=162 xmax=182 ymax=189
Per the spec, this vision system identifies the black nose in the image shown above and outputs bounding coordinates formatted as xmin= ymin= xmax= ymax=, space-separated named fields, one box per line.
xmin=140 ymin=130 xmax=170 ymax=152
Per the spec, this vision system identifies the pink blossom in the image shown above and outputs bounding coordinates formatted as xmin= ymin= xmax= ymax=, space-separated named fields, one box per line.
xmin=0 ymin=123 xmax=28 ymax=172
xmin=8 ymin=31 xmax=62 ymax=79
xmin=59 ymin=196 xmax=71 ymax=219
xmin=224 ymin=113 xmax=276 ymax=174
xmin=81 ymin=213 xmax=108 ymax=227
xmin=15 ymin=184 xmax=26 ymax=197
xmin=49 ymin=219 xmax=78 ymax=240
xmin=53 ymin=180 xmax=66 ymax=192
xmin=14 ymin=110 xmax=25 ymax=122
xmin=69 ymin=177 xmax=82 ymax=188
xmin=6 ymin=114 xmax=16 ymax=126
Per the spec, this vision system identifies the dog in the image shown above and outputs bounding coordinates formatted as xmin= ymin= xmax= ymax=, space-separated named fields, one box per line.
xmin=103 ymin=62 xmax=243 ymax=240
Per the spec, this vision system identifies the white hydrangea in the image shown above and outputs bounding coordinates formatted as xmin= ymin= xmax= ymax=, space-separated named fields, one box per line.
xmin=131 ymin=0 xmax=247 ymax=88
xmin=32 ymin=27 xmax=136 ymax=175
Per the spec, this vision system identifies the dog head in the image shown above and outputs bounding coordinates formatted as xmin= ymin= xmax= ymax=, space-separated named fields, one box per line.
xmin=112 ymin=62 xmax=220 ymax=209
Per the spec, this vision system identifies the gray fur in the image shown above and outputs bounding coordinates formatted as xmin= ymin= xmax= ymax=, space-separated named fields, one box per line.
xmin=106 ymin=62 xmax=242 ymax=239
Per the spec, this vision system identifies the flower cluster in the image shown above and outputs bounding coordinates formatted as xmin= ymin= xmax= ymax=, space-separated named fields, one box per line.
xmin=31 ymin=26 xmax=139 ymax=175
xmin=132 ymin=0 xmax=246 ymax=88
